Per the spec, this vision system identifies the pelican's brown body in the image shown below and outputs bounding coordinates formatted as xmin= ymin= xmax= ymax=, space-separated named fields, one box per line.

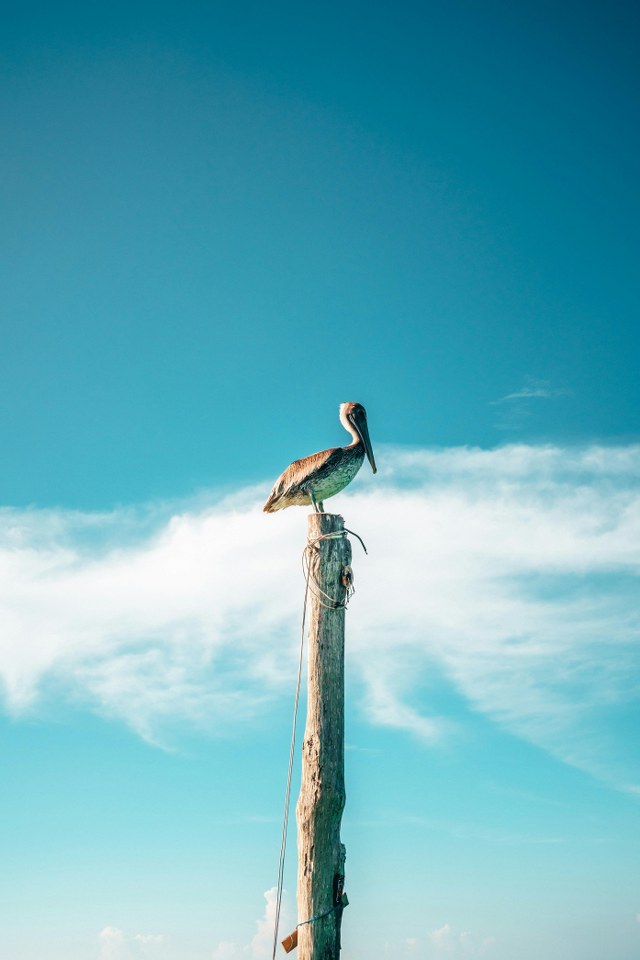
xmin=263 ymin=402 xmax=377 ymax=513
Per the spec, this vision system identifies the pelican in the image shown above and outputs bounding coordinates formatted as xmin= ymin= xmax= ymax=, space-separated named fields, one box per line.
xmin=263 ymin=402 xmax=377 ymax=513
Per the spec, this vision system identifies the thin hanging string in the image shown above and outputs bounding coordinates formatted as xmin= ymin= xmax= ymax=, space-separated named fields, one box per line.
xmin=271 ymin=525 xmax=368 ymax=959
xmin=271 ymin=554 xmax=310 ymax=960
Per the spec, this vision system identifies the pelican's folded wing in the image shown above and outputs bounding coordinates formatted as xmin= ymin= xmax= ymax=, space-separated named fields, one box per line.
xmin=263 ymin=446 xmax=341 ymax=512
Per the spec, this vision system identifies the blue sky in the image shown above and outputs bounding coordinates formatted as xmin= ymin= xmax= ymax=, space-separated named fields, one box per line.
xmin=1 ymin=2 xmax=639 ymax=959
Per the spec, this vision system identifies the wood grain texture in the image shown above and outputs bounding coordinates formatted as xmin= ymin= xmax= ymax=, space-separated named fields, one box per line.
xmin=296 ymin=512 xmax=352 ymax=960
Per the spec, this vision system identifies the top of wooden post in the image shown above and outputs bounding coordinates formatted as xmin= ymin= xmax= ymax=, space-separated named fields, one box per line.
xmin=307 ymin=512 xmax=345 ymax=538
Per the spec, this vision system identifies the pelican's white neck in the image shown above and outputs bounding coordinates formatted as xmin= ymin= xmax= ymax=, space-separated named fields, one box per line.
xmin=339 ymin=403 xmax=360 ymax=446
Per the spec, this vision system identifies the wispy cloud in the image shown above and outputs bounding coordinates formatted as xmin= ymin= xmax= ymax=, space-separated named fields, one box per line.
xmin=1 ymin=444 xmax=639 ymax=789
xmin=491 ymin=377 xmax=572 ymax=431
xmin=491 ymin=377 xmax=572 ymax=405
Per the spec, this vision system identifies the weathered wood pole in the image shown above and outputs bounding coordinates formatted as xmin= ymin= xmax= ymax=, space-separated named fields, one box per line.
xmin=296 ymin=512 xmax=351 ymax=960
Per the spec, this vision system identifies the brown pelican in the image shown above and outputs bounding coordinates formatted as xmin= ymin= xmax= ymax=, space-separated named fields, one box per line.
xmin=263 ymin=402 xmax=377 ymax=513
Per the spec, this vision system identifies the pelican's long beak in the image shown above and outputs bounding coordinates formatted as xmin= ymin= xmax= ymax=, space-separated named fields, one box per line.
xmin=352 ymin=411 xmax=377 ymax=474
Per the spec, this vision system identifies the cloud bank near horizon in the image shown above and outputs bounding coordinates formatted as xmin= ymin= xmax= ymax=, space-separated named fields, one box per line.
xmin=1 ymin=443 xmax=639 ymax=790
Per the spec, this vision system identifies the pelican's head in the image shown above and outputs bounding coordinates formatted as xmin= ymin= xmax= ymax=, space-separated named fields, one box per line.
xmin=339 ymin=402 xmax=377 ymax=473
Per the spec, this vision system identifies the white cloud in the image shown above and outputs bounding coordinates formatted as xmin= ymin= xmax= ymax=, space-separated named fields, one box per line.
xmin=379 ymin=925 xmax=495 ymax=960
xmin=211 ymin=941 xmax=242 ymax=960
xmin=428 ymin=923 xmax=495 ymax=957
xmin=430 ymin=923 xmax=453 ymax=951
xmin=250 ymin=887 xmax=279 ymax=960
xmin=98 ymin=926 xmax=164 ymax=960
xmin=99 ymin=927 xmax=126 ymax=960
xmin=211 ymin=887 xmax=293 ymax=960
xmin=1 ymin=444 xmax=639 ymax=788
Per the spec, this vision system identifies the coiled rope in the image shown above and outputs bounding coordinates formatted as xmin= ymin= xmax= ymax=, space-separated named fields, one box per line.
xmin=271 ymin=525 xmax=367 ymax=959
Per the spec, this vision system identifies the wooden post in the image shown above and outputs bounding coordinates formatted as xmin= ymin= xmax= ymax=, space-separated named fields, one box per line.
xmin=296 ymin=512 xmax=351 ymax=960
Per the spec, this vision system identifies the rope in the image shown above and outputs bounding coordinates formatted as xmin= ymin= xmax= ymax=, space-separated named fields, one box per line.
xmin=297 ymin=897 xmax=347 ymax=927
xmin=302 ymin=543 xmax=349 ymax=609
xmin=344 ymin=527 xmax=368 ymax=555
xmin=271 ymin=523 xmax=367 ymax=958
xmin=298 ymin=908 xmax=335 ymax=926
xmin=302 ymin=528 xmax=367 ymax=609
